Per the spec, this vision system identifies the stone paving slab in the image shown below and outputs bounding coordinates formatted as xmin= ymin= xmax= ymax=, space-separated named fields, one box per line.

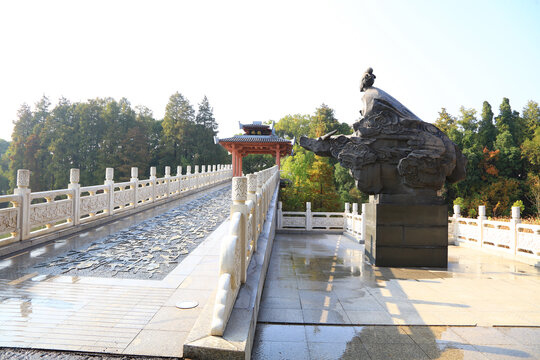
xmin=253 ymin=232 xmax=540 ymax=359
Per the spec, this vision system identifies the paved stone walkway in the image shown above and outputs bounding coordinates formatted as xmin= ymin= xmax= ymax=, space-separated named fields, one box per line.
xmin=253 ymin=233 xmax=540 ymax=359
xmin=0 ymin=184 xmax=229 ymax=358
xmin=29 ymin=187 xmax=230 ymax=280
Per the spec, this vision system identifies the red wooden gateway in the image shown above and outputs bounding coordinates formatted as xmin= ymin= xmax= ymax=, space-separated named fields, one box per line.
xmin=216 ymin=121 xmax=294 ymax=177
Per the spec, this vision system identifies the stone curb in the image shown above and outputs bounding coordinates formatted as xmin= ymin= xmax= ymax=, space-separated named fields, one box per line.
xmin=183 ymin=186 xmax=279 ymax=360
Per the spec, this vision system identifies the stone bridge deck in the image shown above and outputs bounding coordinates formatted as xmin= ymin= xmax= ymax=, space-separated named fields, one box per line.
xmin=1 ymin=190 xmax=540 ymax=359
xmin=0 ymin=183 xmax=230 ymax=357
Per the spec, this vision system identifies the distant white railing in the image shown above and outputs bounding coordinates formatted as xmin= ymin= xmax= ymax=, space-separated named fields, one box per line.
xmin=0 ymin=164 xmax=233 ymax=247
xmin=211 ymin=165 xmax=279 ymax=336
xmin=277 ymin=201 xmax=365 ymax=241
xmin=449 ymin=204 xmax=540 ymax=262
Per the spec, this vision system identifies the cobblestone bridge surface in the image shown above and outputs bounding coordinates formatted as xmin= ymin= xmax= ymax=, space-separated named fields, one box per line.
xmin=0 ymin=348 xmax=175 ymax=360
xmin=30 ymin=186 xmax=231 ymax=280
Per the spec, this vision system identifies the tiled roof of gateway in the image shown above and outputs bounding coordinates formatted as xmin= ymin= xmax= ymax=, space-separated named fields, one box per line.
xmin=219 ymin=135 xmax=292 ymax=143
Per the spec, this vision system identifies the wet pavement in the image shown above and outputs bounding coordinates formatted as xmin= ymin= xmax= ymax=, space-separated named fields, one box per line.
xmin=0 ymin=183 xmax=229 ymax=358
xmin=254 ymin=233 xmax=540 ymax=359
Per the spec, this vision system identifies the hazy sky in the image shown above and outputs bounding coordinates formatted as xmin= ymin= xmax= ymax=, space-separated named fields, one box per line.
xmin=1 ymin=0 xmax=539 ymax=141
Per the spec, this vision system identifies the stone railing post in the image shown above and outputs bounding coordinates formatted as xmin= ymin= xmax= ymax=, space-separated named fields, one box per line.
xmin=164 ymin=166 xmax=171 ymax=197
xmin=478 ymin=205 xmax=486 ymax=247
xmin=231 ymin=176 xmax=249 ymax=283
xmin=150 ymin=167 xmax=157 ymax=202
xmin=306 ymin=202 xmax=312 ymax=230
xmin=453 ymin=204 xmax=461 ymax=244
xmin=361 ymin=203 xmax=367 ymax=242
xmin=511 ymin=206 xmax=521 ymax=255
xmin=343 ymin=202 xmax=350 ymax=230
xmin=201 ymin=165 xmax=206 ymax=187
xmin=277 ymin=201 xmax=283 ymax=230
xmin=194 ymin=165 xmax=200 ymax=189
xmin=14 ymin=169 xmax=31 ymax=240
xmin=176 ymin=166 xmax=182 ymax=194
xmin=257 ymin=173 xmax=266 ymax=222
xmin=186 ymin=165 xmax=192 ymax=190
xmin=247 ymin=173 xmax=259 ymax=248
xmin=104 ymin=168 xmax=114 ymax=215
xmin=352 ymin=203 xmax=359 ymax=215
xmin=130 ymin=167 xmax=139 ymax=208
xmin=68 ymin=169 xmax=81 ymax=225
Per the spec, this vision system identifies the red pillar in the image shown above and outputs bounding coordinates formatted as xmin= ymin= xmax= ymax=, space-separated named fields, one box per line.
xmin=232 ymin=149 xmax=237 ymax=177
xmin=276 ymin=146 xmax=281 ymax=169
xmin=238 ymin=155 xmax=243 ymax=176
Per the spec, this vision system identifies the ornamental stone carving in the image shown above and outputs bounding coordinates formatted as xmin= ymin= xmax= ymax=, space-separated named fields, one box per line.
xmin=0 ymin=208 xmax=18 ymax=233
xmin=70 ymin=169 xmax=80 ymax=184
xmin=312 ymin=216 xmax=344 ymax=228
xmin=282 ymin=216 xmax=306 ymax=227
xmin=29 ymin=200 xmax=73 ymax=227
xmin=247 ymin=174 xmax=257 ymax=193
xmin=299 ymin=68 xmax=467 ymax=198
xmin=80 ymin=193 xmax=108 ymax=215
xmin=137 ymin=185 xmax=153 ymax=202
xmin=105 ymin=168 xmax=114 ymax=181
xmin=17 ymin=169 xmax=30 ymax=188
xmin=232 ymin=177 xmax=247 ymax=202
xmin=114 ymin=189 xmax=134 ymax=207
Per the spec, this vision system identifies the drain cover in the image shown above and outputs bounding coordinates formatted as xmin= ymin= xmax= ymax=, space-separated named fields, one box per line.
xmin=176 ymin=301 xmax=199 ymax=309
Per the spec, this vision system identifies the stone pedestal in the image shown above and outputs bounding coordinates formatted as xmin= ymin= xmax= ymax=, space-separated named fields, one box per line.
xmin=364 ymin=194 xmax=448 ymax=267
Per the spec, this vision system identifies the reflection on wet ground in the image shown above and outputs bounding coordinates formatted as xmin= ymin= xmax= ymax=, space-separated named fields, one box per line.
xmin=254 ymin=233 xmax=540 ymax=359
xmin=0 ymin=183 xmax=228 ymax=357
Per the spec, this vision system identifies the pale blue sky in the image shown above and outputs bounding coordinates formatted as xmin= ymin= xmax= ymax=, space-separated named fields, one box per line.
xmin=0 ymin=0 xmax=539 ymax=141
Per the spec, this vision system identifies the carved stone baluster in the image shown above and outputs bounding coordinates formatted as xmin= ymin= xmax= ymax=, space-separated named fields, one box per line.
xmin=104 ymin=168 xmax=114 ymax=215
xmin=131 ymin=167 xmax=138 ymax=207
xmin=247 ymin=174 xmax=258 ymax=251
xmin=68 ymin=168 xmax=80 ymax=225
xmin=231 ymin=176 xmax=248 ymax=283
xmin=164 ymin=166 xmax=171 ymax=198
xmin=14 ymin=169 xmax=31 ymax=240
xmin=176 ymin=166 xmax=182 ymax=194
xmin=150 ymin=167 xmax=157 ymax=202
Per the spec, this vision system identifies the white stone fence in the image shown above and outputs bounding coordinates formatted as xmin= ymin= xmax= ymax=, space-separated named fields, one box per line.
xmin=0 ymin=164 xmax=233 ymax=248
xmin=211 ymin=165 xmax=280 ymax=336
xmin=449 ymin=205 xmax=540 ymax=262
xmin=277 ymin=202 xmax=365 ymax=241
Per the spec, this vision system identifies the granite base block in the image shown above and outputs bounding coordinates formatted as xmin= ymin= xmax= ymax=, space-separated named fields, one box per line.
xmin=364 ymin=196 xmax=448 ymax=268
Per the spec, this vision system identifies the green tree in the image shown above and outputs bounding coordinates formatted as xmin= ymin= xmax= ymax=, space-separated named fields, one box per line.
xmin=0 ymin=139 xmax=10 ymax=194
xmin=192 ymin=96 xmax=229 ymax=165
xmin=307 ymin=156 xmax=342 ymax=212
xmin=522 ymin=100 xmax=540 ymax=139
xmin=477 ymin=101 xmax=497 ymax=150
xmin=274 ymin=114 xmax=310 ymax=139
xmin=162 ymin=92 xmax=196 ymax=166
xmin=242 ymin=154 xmax=275 ymax=174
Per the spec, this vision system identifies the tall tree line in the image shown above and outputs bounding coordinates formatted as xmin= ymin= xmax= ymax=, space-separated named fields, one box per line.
xmin=437 ymin=98 xmax=540 ymax=218
xmin=0 ymin=93 xmax=229 ymax=193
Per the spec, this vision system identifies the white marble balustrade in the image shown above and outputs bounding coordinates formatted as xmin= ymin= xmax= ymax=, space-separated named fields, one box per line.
xmin=0 ymin=165 xmax=233 ymax=247
xmin=277 ymin=201 xmax=364 ymax=241
xmin=449 ymin=204 xmax=540 ymax=262
xmin=211 ymin=165 xmax=279 ymax=336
